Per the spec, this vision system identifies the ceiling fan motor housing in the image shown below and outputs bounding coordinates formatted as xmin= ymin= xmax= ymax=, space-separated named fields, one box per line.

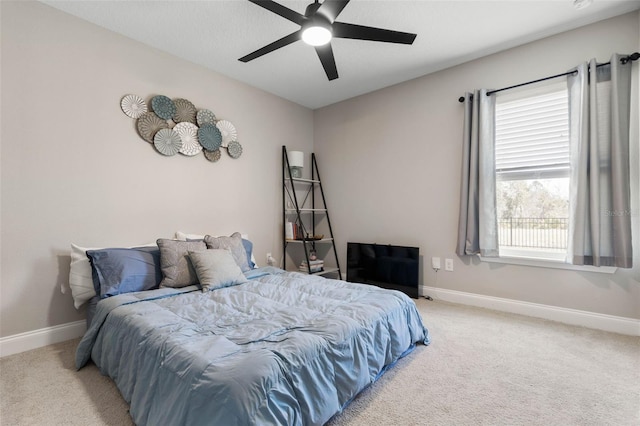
xmin=304 ymin=1 xmax=323 ymax=18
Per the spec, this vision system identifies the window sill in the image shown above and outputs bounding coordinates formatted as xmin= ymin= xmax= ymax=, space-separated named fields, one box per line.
xmin=479 ymin=254 xmax=617 ymax=274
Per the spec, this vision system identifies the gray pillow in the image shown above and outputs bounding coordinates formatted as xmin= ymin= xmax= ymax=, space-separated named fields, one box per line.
xmin=203 ymin=232 xmax=251 ymax=272
xmin=189 ymin=249 xmax=247 ymax=292
xmin=157 ymin=239 xmax=207 ymax=288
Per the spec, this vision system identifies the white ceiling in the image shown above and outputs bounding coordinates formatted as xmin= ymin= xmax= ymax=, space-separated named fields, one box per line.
xmin=42 ymin=0 xmax=640 ymax=109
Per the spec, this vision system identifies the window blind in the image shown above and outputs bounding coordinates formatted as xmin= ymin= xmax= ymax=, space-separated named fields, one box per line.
xmin=495 ymin=88 xmax=569 ymax=180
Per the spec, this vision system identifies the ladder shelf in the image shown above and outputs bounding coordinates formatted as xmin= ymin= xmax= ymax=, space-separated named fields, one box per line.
xmin=282 ymin=146 xmax=342 ymax=279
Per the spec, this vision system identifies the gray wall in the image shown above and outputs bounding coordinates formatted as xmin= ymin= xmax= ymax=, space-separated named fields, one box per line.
xmin=0 ymin=1 xmax=313 ymax=337
xmin=314 ymin=12 xmax=640 ymax=319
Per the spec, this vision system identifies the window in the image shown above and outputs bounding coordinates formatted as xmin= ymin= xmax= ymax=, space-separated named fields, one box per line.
xmin=494 ymin=82 xmax=569 ymax=261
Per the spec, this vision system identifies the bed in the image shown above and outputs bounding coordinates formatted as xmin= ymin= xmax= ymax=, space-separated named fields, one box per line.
xmin=74 ymin=236 xmax=429 ymax=425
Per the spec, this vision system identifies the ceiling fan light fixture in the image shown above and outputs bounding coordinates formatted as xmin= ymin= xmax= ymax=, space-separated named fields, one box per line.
xmin=302 ymin=25 xmax=332 ymax=46
xmin=301 ymin=18 xmax=332 ymax=46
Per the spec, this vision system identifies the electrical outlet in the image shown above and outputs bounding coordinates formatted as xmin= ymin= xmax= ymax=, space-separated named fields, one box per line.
xmin=266 ymin=253 xmax=273 ymax=266
xmin=431 ymin=257 xmax=441 ymax=271
xmin=445 ymin=258 xmax=454 ymax=271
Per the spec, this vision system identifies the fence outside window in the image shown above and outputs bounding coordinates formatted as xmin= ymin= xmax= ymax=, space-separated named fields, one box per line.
xmin=498 ymin=218 xmax=568 ymax=249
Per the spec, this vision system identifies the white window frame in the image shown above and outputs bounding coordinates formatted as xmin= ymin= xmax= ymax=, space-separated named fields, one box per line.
xmin=480 ymin=254 xmax=616 ymax=274
xmin=485 ymin=81 xmax=616 ymax=274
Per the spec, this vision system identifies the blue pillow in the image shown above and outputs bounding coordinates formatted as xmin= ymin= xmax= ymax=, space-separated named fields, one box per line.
xmin=86 ymin=247 xmax=162 ymax=298
xmin=241 ymin=238 xmax=256 ymax=269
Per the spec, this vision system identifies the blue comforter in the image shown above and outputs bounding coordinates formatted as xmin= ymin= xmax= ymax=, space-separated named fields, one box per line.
xmin=77 ymin=268 xmax=429 ymax=425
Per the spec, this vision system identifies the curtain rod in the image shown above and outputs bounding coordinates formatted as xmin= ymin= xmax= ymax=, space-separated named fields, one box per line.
xmin=457 ymin=52 xmax=640 ymax=102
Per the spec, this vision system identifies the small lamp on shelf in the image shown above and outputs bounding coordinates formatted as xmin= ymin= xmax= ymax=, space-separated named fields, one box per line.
xmin=289 ymin=151 xmax=304 ymax=178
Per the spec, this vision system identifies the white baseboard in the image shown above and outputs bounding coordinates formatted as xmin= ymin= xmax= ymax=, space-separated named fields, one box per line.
xmin=2 ymin=288 xmax=638 ymax=357
xmin=0 ymin=320 xmax=86 ymax=358
xmin=421 ymin=286 xmax=640 ymax=337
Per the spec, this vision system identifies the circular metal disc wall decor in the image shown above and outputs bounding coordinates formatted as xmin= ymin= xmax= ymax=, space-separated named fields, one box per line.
xmin=204 ymin=148 xmax=222 ymax=163
xmin=122 ymin=94 xmax=243 ymax=161
xmin=137 ymin=111 xmax=170 ymax=143
xmin=227 ymin=141 xmax=243 ymax=159
xmin=174 ymin=122 xmax=202 ymax=156
xmin=196 ymin=109 xmax=216 ymax=127
xmin=173 ymin=98 xmax=197 ymax=124
xmin=198 ymin=123 xmax=222 ymax=151
xmin=154 ymin=128 xmax=183 ymax=156
xmin=151 ymin=95 xmax=176 ymax=120
xmin=121 ymin=94 xmax=147 ymax=118
xmin=216 ymin=120 xmax=237 ymax=147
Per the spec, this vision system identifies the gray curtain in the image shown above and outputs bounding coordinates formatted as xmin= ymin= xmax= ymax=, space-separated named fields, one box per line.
xmin=567 ymin=54 xmax=633 ymax=268
xmin=456 ymin=90 xmax=499 ymax=257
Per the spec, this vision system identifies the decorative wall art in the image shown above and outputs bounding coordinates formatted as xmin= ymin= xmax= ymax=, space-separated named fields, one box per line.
xmin=215 ymin=120 xmax=237 ymax=148
xmin=198 ymin=123 xmax=223 ymax=151
xmin=120 ymin=94 xmax=243 ymax=161
xmin=154 ymin=128 xmax=183 ymax=156
xmin=120 ymin=94 xmax=147 ymax=118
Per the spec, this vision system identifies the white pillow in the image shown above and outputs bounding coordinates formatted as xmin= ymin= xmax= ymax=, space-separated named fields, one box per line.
xmin=69 ymin=244 xmax=99 ymax=309
xmin=69 ymin=242 xmax=154 ymax=309
xmin=174 ymin=231 xmax=207 ymax=241
xmin=175 ymin=231 xmax=257 ymax=267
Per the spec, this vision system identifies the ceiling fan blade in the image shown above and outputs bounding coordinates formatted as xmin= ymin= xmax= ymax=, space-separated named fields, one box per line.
xmin=333 ymin=22 xmax=417 ymax=44
xmin=315 ymin=44 xmax=339 ymax=81
xmin=239 ymin=30 xmax=301 ymax=62
xmin=317 ymin=0 xmax=350 ymax=22
xmin=248 ymin=0 xmax=305 ymax=25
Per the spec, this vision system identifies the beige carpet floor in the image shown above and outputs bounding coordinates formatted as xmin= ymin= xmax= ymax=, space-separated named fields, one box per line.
xmin=1 ymin=299 xmax=639 ymax=425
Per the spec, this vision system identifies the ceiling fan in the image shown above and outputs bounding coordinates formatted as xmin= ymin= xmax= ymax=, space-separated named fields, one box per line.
xmin=239 ymin=0 xmax=417 ymax=81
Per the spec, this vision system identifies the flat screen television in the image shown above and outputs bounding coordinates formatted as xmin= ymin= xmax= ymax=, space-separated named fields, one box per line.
xmin=346 ymin=242 xmax=419 ymax=299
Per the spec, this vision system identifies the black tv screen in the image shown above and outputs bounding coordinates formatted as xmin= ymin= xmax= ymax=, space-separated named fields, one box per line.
xmin=346 ymin=242 xmax=419 ymax=299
